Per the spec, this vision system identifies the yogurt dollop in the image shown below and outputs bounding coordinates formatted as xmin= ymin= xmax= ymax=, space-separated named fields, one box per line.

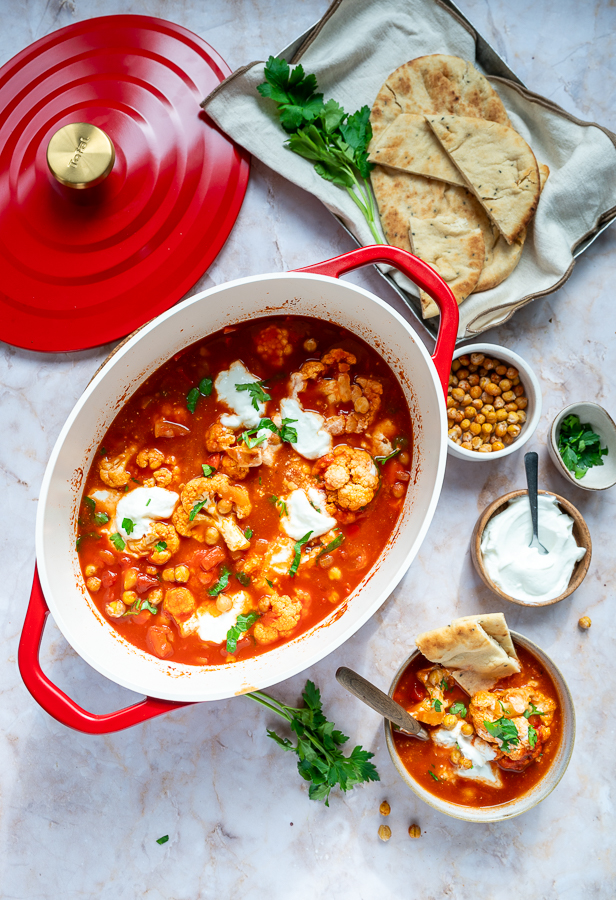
xmin=480 ymin=494 xmax=586 ymax=604
xmin=432 ymin=721 xmax=500 ymax=786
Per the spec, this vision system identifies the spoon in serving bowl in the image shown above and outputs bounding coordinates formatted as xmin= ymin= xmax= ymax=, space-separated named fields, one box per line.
xmin=525 ymin=451 xmax=549 ymax=555
xmin=336 ymin=666 xmax=429 ymax=741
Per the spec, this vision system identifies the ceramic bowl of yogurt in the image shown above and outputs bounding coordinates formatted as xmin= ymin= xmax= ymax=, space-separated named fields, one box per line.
xmin=471 ymin=490 xmax=592 ymax=607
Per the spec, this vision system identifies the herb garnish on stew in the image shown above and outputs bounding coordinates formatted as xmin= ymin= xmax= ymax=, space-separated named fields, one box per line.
xmin=483 ymin=716 xmax=520 ymax=753
xmin=186 ymin=377 xmax=213 ymax=414
xmin=235 ymin=381 xmax=271 ymax=411
xmin=289 ymin=531 xmax=312 ymax=576
xmin=110 ymin=533 xmax=125 ymax=551
xmin=226 ymin=611 xmax=261 ymax=653
xmin=209 ymin=566 xmax=231 ymax=596
xmin=558 ymin=414 xmax=608 ymax=479
xmin=316 ymin=534 xmax=344 ymax=559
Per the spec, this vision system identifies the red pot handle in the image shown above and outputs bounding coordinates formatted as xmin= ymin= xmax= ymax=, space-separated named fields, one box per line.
xmin=294 ymin=245 xmax=458 ymax=397
xmin=18 ymin=567 xmax=192 ymax=734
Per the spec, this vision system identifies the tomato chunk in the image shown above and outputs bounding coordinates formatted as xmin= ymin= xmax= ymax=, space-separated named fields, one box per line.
xmin=197 ymin=547 xmax=226 ymax=571
xmin=146 ymin=625 xmax=174 ymax=659
xmin=136 ymin=574 xmax=160 ymax=594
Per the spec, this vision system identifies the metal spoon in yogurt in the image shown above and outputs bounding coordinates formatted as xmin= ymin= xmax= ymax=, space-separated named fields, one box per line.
xmin=524 ymin=451 xmax=549 ymax=555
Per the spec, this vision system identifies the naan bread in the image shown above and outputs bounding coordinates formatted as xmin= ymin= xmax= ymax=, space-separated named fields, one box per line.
xmin=427 ymin=115 xmax=541 ymax=244
xmin=369 ymin=114 xmax=465 ymax=186
xmin=370 ymin=54 xmax=510 ymax=145
xmin=408 ymin=214 xmax=485 ymax=317
xmin=416 ymin=612 xmax=520 ymax=695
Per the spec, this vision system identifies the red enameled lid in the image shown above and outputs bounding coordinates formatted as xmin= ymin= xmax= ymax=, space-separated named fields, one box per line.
xmin=0 ymin=16 xmax=250 ymax=352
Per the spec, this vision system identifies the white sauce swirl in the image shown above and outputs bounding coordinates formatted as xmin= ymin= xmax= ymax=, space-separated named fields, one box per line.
xmin=115 ymin=487 xmax=179 ymax=540
xmin=215 ymin=360 xmax=266 ymax=429
xmin=480 ymin=494 xmax=586 ymax=604
xmin=281 ymin=488 xmax=337 ymax=540
xmin=279 ymin=397 xmax=332 ymax=460
xmin=432 ymin=721 xmax=501 ymax=786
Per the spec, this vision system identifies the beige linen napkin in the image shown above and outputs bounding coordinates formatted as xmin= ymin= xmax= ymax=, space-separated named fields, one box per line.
xmin=202 ymin=0 xmax=616 ymax=339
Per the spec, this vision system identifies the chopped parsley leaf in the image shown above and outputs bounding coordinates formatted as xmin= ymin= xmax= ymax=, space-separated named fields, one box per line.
xmin=208 ymin=566 xmax=231 ymax=596
xmin=558 ymin=414 xmax=609 ymax=479
xmin=198 ymin=377 xmax=213 ymax=397
xmin=432 ymin=699 xmax=442 ymax=712
xmin=146 ymin=499 xmax=151 ymax=507
xmin=186 ymin=387 xmax=201 ymax=414
xmin=524 ymin=703 xmax=546 ymax=719
xmin=528 ymin=724 xmax=538 ymax=749
xmin=235 ymin=381 xmax=271 ymax=411
xmin=84 ymin=496 xmax=96 ymax=512
xmin=189 ymin=500 xmax=207 ymax=522
xmin=266 ymin=578 xmax=275 ymax=589
xmin=316 ymin=534 xmax=344 ymax=559
xmin=75 ymin=537 xmax=81 ymax=551
xmin=124 ymin=598 xmax=159 ymax=617
xmin=110 ymin=532 xmax=126 ymax=551
xmin=240 ymin=418 xmax=278 ymax=448
xmin=483 ymin=716 xmax=520 ymax=754
xmin=94 ymin=511 xmax=109 ymax=526
xmin=449 ymin=702 xmax=467 ymax=717
xmin=99 ymin=447 xmax=107 ymax=456
xmin=428 ymin=770 xmax=439 ymax=782
xmin=244 ymin=527 xmax=253 ymax=539
xmin=122 ymin=517 xmax=135 ymax=535
xmin=156 ymin=835 xmax=169 ymax=845
xmin=131 ymin=477 xmax=141 ymax=485
xmin=226 ymin=611 xmax=260 ymax=653
xmin=278 ymin=418 xmax=298 ymax=444
xmin=289 ymin=531 xmax=312 ymax=577
xmin=236 ymin=572 xmax=251 ymax=587
xmin=376 ymin=448 xmax=401 ymax=467
xmin=155 ymin=541 xmax=167 ymax=552
xmin=202 ymin=464 xmax=215 ymax=477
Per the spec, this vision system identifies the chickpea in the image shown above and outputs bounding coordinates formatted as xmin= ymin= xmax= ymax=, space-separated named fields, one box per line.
xmin=484 ymin=358 xmax=496 ymax=371
xmin=451 ymin=387 xmax=465 ymax=402
xmin=122 ymin=590 xmax=138 ymax=606
xmin=399 ymin=451 xmax=410 ymax=466
xmin=517 ymin=410 xmax=527 ymax=424
xmin=494 ymin=396 xmax=506 ymax=409
xmin=124 ymin=568 xmax=138 ymax=590
xmin=380 ymin=801 xmax=391 ymax=816
xmin=303 ymin=338 xmax=317 ymax=352
xmin=507 ymin=412 xmax=519 ymax=425
xmin=492 ymin=441 xmax=505 ymax=452
xmin=99 ymin=549 xmax=115 ymax=565
xmin=475 ymin=414 xmax=486 ymax=425
xmin=472 ymin=399 xmax=484 ymax=410
xmin=480 ymin=391 xmax=492 ymax=404
xmin=511 ymin=376 xmax=521 ymax=386
xmin=499 ymin=379 xmax=511 ymax=393
xmin=495 ymin=422 xmax=508 ymax=438
xmin=453 ymin=409 xmax=464 ymax=424
xmin=446 ymin=395 xmax=456 ymax=409
xmin=515 ymin=397 xmax=528 ymax=410
xmin=174 ymin=565 xmax=190 ymax=583
xmin=505 ymin=402 xmax=519 ymax=413
xmin=485 ymin=411 xmax=497 ymax=424
xmin=507 ymin=424 xmax=521 ymax=437
xmin=84 ymin=564 xmax=98 ymax=577
xmin=447 ymin=408 xmax=457 ymax=421
xmin=452 ymin=359 xmax=461 ymax=372
xmin=105 ymin=600 xmax=126 ymax=618
xmin=490 ymin=372 xmax=502 ymax=384
xmin=462 ymin=393 xmax=473 ymax=406
xmin=392 ymin=482 xmax=406 ymax=499
xmin=457 ymin=368 xmax=469 ymax=380
xmin=482 ymin=404 xmax=494 ymax=414
xmin=495 ymin=365 xmax=507 ymax=376
xmin=502 ymin=390 xmax=516 ymax=402
xmin=464 ymin=406 xmax=477 ymax=420
xmin=86 ymin=576 xmax=101 ymax=592
xmin=460 ymin=419 xmax=471 ymax=431
xmin=319 ymin=554 xmax=334 ymax=569
xmin=450 ymin=747 xmax=462 ymax=765
xmin=479 ymin=376 xmax=490 ymax=389
xmin=457 ymin=379 xmax=470 ymax=393
xmin=450 ymin=374 xmax=459 ymax=387
xmin=378 ymin=825 xmax=391 ymax=842
xmin=469 ymin=385 xmax=482 ymax=399
xmin=506 ymin=366 xmax=518 ymax=380
xmin=485 ymin=382 xmax=501 ymax=397
xmin=470 ymin=352 xmax=485 ymax=365
xmin=468 ymin=363 xmax=478 ymax=373
xmin=479 ymin=367 xmax=487 ymax=377
xmin=478 ymin=443 xmax=493 ymax=453
xmin=408 ymin=824 xmax=421 ymax=839
xmin=503 ymin=434 xmax=514 ymax=445
xmin=468 ymin=374 xmax=480 ymax=387
xmin=471 ymin=436 xmax=483 ymax=450
xmin=216 ymin=594 xmax=233 ymax=613
xmin=460 ymin=722 xmax=474 ymax=736
xmin=162 ymin=568 xmax=176 ymax=582
xmin=442 ymin=714 xmax=457 ymax=730
xmin=578 ymin=616 xmax=592 ymax=630
xmin=459 ymin=757 xmax=473 ymax=770
xmin=328 ymin=567 xmax=342 ymax=581
xmin=496 ymin=409 xmax=508 ymax=422
xmin=217 ymin=499 xmax=233 ymax=515
xmin=205 ymin=527 xmax=220 ymax=545
xmin=470 ymin=422 xmax=481 ymax=436
xmin=146 ymin=566 xmax=158 ymax=575
xmin=481 ymin=423 xmax=493 ymax=435
xmin=448 ymin=425 xmax=462 ymax=439
xmin=148 ymin=588 xmax=163 ymax=605
xmin=461 ymin=442 xmax=473 ymax=450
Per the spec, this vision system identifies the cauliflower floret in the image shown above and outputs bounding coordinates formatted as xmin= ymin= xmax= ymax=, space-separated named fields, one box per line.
xmin=255 ymin=325 xmax=294 ymax=366
xmin=409 ymin=666 xmax=454 ymax=726
xmin=253 ymin=592 xmax=303 ymax=644
xmin=468 ymin=687 xmax=553 ymax=769
xmin=205 ymin=422 xmax=236 ymax=453
xmin=178 ymin=475 xmax=251 ymax=552
xmin=367 ymin=418 xmax=397 ymax=457
xmin=163 ymin=586 xmax=197 ymax=627
xmin=136 ymin=448 xmax=165 ymax=470
xmin=126 ymin=522 xmax=179 ymax=564
xmin=314 ymin=445 xmax=379 ymax=513
xmin=99 ymin=446 xmax=136 ymax=488
xmin=219 ymin=455 xmax=249 ymax=481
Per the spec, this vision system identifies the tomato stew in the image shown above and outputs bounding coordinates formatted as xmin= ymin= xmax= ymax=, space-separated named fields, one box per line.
xmin=77 ymin=316 xmax=412 ymax=666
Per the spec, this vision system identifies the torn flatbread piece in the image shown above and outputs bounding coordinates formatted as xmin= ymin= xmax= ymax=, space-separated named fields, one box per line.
xmin=369 ymin=115 xmax=465 ymax=186
xmin=408 ymin=214 xmax=485 ymax=318
xmin=416 ymin=612 xmax=520 ymax=695
xmin=426 ymin=115 xmax=541 ymax=244
xmin=370 ymin=54 xmax=510 ymax=145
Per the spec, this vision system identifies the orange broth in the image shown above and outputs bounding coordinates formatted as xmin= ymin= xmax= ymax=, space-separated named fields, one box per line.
xmin=77 ymin=315 xmax=412 ymax=666
xmin=392 ymin=644 xmax=562 ymax=808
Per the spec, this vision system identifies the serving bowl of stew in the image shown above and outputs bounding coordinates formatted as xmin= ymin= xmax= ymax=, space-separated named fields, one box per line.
xmin=384 ymin=632 xmax=575 ymax=822
xmin=22 ymin=246 xmax=459 ymax=730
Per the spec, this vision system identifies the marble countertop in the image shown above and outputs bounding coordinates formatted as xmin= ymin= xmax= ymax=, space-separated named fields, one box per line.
xmin=1 ymin=1 xmax=615 ymax=897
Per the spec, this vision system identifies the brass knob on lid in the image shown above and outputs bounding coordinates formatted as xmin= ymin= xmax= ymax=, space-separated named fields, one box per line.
xmin=47 ymin=122 xmax=115 ymax=189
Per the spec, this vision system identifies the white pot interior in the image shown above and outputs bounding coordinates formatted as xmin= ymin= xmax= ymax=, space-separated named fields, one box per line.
xmin=36 ymin=272 xmax=447 ymax=701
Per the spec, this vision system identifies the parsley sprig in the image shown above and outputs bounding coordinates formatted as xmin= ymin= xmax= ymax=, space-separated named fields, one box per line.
xmin=483 ymin=716 xmax=520 ymax=754
xmin=257 ymin=57 xmax=383 ymax=244
xmin=240 ymin=417 xmax=298 ymax=449
xmin=558 ymin=414 xmax=608 ymax=479
xmin=235 ymin=381 xmax=271 ymax=411
xmin=248 ymin=680 xmax=379 ymax=806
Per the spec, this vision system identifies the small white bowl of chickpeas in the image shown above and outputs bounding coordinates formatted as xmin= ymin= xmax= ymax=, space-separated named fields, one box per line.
xmin=446 ymin=344 xmax=542 ymax=461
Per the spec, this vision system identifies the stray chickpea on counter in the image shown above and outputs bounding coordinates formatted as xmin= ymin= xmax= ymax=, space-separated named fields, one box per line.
xmin=448 ymin=352 xmax=528 ymax=453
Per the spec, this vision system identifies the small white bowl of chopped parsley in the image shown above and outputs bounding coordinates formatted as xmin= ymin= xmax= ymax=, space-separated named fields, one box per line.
xmin=549 ymin=402 xmax=616 ymax=491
